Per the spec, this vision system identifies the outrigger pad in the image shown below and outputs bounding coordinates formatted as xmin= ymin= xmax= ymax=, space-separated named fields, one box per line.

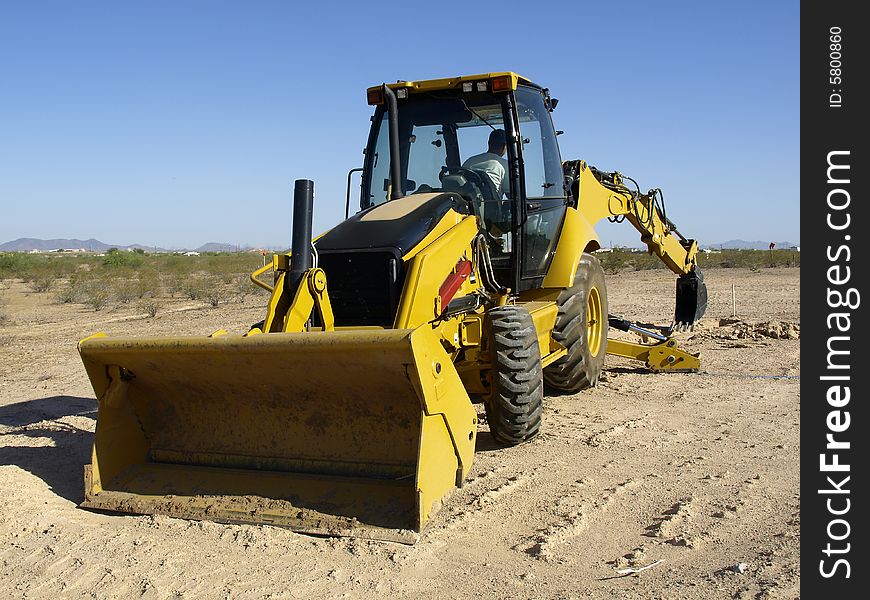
xmin=674 ymin=270 xmax=708 ymax=329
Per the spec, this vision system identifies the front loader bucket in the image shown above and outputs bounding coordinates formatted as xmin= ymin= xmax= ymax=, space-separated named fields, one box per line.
xmin=674 ymin=270 xmax=708 ymax=329
xmin=78 ymin=328 xmax=477 ymax=543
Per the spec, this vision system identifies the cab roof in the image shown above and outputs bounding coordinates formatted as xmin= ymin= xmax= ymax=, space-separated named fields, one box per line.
xmin=366 ymin=72 xmax=539 ymax=95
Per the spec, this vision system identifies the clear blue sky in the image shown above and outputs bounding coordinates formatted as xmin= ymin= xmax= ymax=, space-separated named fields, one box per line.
xmin=0 ymin=1 xmax=799 ymax=250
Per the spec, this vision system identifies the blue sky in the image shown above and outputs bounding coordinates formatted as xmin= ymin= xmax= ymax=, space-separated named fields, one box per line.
xmin=0 ymin=1 xmax=799 ymax=249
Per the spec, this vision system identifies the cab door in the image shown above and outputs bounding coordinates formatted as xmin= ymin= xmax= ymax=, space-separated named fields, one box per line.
xmin=513 ymin=86 xmax=567 ymax=288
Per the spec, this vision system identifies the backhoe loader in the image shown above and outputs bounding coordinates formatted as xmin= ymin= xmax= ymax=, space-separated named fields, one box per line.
xmin=78 ymin=72 xmax=707 ymax=543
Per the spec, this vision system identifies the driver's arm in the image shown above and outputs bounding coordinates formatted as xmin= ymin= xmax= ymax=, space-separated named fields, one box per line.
xmin=498 ymin=163 xmax=510 ymax=198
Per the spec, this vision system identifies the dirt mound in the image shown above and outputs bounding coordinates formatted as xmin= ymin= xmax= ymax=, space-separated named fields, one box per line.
xmin=693 ymin=318 xmax=800 ymax=340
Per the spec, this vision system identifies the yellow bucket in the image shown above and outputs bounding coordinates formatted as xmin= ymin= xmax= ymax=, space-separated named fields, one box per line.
xmin=78 ymin=327 xmax=477 ymax=543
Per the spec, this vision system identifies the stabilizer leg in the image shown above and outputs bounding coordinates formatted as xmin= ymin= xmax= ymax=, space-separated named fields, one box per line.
xmin=606 ymin=315 xmax=701 ymax=372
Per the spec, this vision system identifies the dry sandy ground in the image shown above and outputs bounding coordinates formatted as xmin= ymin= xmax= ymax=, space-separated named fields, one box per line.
xmin=0 ymin=267 xmax=800 ymax=599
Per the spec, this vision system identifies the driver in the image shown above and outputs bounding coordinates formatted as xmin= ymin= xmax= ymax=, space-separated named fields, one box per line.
xmin=462 ymin=128 xmax=509 ymax=198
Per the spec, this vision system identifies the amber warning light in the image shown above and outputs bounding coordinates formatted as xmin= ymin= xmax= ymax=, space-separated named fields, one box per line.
xmin=491 ymin=76 xmax=512 ymax=92
xmin=367 ymin=89 xmax=384 ymax=105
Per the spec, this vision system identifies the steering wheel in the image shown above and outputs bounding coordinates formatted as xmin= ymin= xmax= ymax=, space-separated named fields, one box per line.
xmin=439 ymin=165 xmax=488 ymax=214
xmin=439 ymin=166 xmax=489 ymax=190
xmin=439 ymin=166 xmax=511 ymax=243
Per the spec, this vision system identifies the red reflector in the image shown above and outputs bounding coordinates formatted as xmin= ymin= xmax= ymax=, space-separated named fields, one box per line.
xmin=367 ymin=89 xmax=384 ymax=105
xmin=438 ymin=260 xmax=474 ymax=312
xmin=491 ymin=76 xmax=512 ymax=92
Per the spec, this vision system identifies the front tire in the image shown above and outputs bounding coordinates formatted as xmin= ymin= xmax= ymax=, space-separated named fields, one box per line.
xmin=543 ymin=252 xmax=608 ymax=393
xmin=483 ymin=305 xmax=543 ymax=445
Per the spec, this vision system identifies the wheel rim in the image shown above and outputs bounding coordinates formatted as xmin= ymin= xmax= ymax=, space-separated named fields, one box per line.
xmin=586 ymin=286 xmax=603 ymax=356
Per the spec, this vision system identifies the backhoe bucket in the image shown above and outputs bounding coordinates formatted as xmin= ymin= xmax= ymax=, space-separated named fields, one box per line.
xmin=674 ymin=270 xmax=708 ymax=329
xmin=77 ymin=328 xmax=478 ymax=543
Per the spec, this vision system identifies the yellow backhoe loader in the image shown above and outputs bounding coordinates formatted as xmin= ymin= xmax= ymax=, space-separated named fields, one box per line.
xmin=78 ymin=73 xmax=707 ymax=543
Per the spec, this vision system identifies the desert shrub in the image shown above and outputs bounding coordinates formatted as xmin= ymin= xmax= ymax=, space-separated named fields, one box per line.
xmin=64 ymin=270 xmax=100 ymax=303
xmin=138 ymin=300 xmax=160 ymax=317
xmin=0 ymin=253 xmax=37 ymax=279
xmin=112 ymin=279 xmax=139 ymax=303
xmin=700 ymin=249 xmax=800 ymax=269
xmin=196 ymin=276 xmax=231 ymax=307
xmin=103 ymin=249 xmax=143 ymax=268
xmin=231 ymin=274 xmax=257 ymax=301
xmin=73 ymin=274 xmax=111 ymax=311
xmin=2 ymin=254 xmax=44 ymax=282
xmin=135 ymin=270 xmax=161 ymax=298
xmin=83 ymin=285 xmax=110 ymax=311
xmin=597 ymin=249 xmax=667 ymax=273
xmin=204 ymin=287 xmax=230 ymax=307
xmin=595 ymin=248 xmax=800 ymax=272
xmin=68 ymin=269 xmax=92 ymax=289
xmin=20 ymin=260 xmax=72 ymax=293
xmin=28 ymin=273 xmax=56 ymax=292
xmin=163 ymin=255 xmax=186 ymax=269
xmin=599 ymin=252 xmax=627 ymax=275
xmin=1 ymin=253 xmax=89 ymax=282
xmin=633 ymin=255 xmax=664 ymax=270
xmin=205 ymin=292 xmax=223 ymax=307
xmin=54 ymin=285 xmax=77 ymax=304
xmin=185 ymin=282 xmax=205 ymax=300
xmin=164 ymin=273 xmax=187 ymax=297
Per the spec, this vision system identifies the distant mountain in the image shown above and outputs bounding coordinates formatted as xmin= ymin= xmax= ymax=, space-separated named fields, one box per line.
xmin=1 ymin=237 xmax=160 ymax=253
xmin=0 ymin=237 xmax=117 ymax=252
xmin=706 ymin=240 xmax=799 ymax=250
xmin=0 ymin=237 xmax=264 ymax=253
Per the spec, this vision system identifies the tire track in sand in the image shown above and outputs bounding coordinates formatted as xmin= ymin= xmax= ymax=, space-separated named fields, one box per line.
xmin=424 ymin=465 xmax=543 ymax=538
xmin=518 ymin=478 xmax=641 ymax=562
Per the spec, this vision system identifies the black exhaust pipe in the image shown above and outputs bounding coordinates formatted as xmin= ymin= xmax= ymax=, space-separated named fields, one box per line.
xmin=288 ymin=179 xmax=314 ymax=293
xmin=382 ymin=84 xmax=404 ymax=201
xmin=264 ymin=179 xmax=315 ymax=333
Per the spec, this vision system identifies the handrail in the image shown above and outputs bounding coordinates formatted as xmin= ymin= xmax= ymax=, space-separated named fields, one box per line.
xmin=346 ymin=167 xmax=364 ymax=219
xmin=250 ymin=259 xmax=275 ymax=292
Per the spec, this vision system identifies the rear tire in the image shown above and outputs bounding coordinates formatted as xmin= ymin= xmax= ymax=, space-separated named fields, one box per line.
xmin=484 ymin=305 xmax=543 ymax=446
xmin=543 ymin=252 xmax=608 ymax=393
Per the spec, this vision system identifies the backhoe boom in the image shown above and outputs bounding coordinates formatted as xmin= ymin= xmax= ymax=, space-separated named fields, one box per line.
xmin=566 ymin=160 xmax=699 ymax=276
xmin=566 ymin=160 xmax=707 ymax=327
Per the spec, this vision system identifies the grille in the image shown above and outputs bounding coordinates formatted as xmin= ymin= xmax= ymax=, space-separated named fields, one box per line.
xmin=317 ymin=252 xmax=402 ymax=327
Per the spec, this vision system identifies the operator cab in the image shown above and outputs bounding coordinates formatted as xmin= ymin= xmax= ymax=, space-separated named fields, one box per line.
xmin=359 ymin=73 xmax=567 ymax=292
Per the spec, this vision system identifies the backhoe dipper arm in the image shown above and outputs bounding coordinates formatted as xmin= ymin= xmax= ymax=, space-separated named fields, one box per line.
xmin=565 ymin=160 xmax=707 ymax=327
